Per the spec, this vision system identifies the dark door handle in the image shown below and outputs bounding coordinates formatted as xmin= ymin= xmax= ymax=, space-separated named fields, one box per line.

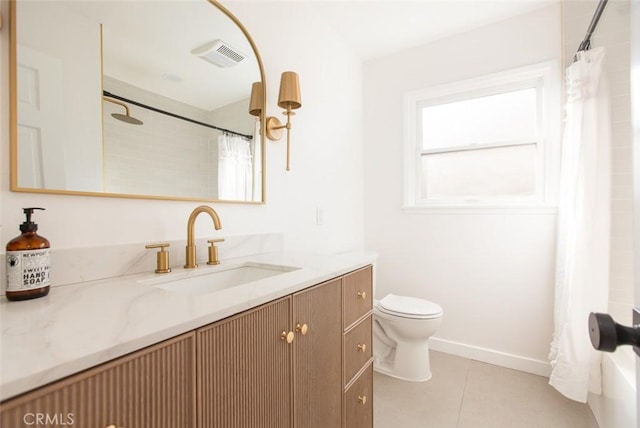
xmin=588 ymin=312 xmax=640 ymax=354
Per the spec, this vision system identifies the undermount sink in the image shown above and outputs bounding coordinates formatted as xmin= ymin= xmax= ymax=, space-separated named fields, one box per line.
xmin=138 ymin=262 xmax=300 ymax=295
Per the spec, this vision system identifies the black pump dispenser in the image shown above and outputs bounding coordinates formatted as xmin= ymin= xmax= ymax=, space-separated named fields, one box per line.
xmin=20 ymin=207 xmax=45 ymax=233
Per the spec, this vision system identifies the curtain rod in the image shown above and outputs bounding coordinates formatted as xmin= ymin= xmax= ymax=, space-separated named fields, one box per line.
xmin=575 ymin=0 xmax=608 ymax=57
xmin=103 ymin=90 xmax=253 ymax=140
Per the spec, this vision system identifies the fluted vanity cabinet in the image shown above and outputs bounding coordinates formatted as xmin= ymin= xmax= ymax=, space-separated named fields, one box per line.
xmin=292 ymin=278 xmax=343 ymax=427
xmin=0 ymin=264 xmax=374 ymax=428
xmin=0 ymin=332 xmax=196 ymax=428
xmin=343 ymin=266 xmax=374 ymax=427
xmin=196 ymin=296 xmax=292 ymax=428
xmin=197 ymin=278 xmax=344 ymax=428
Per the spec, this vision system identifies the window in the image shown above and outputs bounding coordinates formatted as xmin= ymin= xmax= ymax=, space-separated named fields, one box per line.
xmin=404 ymin=62 xmax=560 ymax=212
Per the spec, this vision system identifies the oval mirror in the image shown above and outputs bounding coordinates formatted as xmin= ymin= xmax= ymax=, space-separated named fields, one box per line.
xmin=9 ymin=0 xmax=266 ymax=203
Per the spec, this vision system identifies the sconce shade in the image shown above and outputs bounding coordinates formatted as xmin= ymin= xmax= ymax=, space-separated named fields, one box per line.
xmin=277 ymin=71 xmax=302 ymax=110
xmin=249 ymin=81 xmax=263 ymax=117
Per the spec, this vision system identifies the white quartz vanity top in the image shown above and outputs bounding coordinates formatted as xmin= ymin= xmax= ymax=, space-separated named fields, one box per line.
xmin=0 ymin=251 xmax=376 ymax=401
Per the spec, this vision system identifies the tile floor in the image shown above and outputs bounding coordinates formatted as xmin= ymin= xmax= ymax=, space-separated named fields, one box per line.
xmin=374 ymin=351 xmax=599 ymax=428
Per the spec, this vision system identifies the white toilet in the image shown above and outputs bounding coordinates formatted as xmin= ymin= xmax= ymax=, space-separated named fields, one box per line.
xmin=373 ymin=293 xmax=443 ymax=381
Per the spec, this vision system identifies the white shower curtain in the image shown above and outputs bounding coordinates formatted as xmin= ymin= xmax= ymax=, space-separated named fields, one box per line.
xmin=549 ymin=47 xmax=611 ymax=403
xmin=218 ymin=133 xmax=253 ymax=201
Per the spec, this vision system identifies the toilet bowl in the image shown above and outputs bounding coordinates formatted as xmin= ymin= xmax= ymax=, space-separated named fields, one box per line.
xmin=373 ymin=294 xmax=443 ymax=381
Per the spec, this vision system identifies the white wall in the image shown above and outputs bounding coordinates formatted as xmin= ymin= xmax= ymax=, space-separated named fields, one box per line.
xmin=0 ymin=1 xmax=364 ymax=256
xmin=223 ymin=1 xmax=365 ymax=254
xmin=363 ymin=5 xmax=562 ymax=375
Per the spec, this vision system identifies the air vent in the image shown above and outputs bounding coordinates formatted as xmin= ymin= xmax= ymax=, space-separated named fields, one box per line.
xmin=191 ymin=39 xmax=246 ymax=68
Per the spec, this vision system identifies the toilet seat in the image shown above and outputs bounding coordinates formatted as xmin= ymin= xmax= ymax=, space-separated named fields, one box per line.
xmin=378 ymin=294 xmax=442 ymax=319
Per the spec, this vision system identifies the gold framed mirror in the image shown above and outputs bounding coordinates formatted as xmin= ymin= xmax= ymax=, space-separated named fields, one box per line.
xmin=9 ymin=0 xmax=266 ymax=203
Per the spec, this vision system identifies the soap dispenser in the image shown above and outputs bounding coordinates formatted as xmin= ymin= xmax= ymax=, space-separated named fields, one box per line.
xmin=5 ymin=208 xmax=51 ymax=301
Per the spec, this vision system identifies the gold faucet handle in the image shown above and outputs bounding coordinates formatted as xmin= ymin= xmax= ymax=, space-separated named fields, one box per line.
xmin=145 ymin=243 xmax=171 ymax=274
xmin=207 ymin=239 xmax=225 ymax=265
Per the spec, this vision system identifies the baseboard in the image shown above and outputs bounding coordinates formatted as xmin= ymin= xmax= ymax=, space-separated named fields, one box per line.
xmin=429 ymin=337 xmax=551 ymax=377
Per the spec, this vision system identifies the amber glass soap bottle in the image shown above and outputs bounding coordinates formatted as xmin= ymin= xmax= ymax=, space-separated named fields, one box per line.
xmin=6 ymin=208 xmax=51 ymax=301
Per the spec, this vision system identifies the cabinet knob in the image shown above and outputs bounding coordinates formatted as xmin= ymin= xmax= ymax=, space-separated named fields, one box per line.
xmin=296 ymin=323 xmax=309 ymax=335
xmin=357 ymin=343 xmax=367 ymax=353
xmin=357 ymin=395 xmax=367 ymax=405
xmin=281 ymin=331 xmax=295 ymax=344
xmin=357 ymin=291 xmax=367 ymax=300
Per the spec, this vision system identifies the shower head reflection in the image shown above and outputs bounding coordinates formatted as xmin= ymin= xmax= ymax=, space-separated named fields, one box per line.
xmin=103 ymin=97 xmax=143 ymax=125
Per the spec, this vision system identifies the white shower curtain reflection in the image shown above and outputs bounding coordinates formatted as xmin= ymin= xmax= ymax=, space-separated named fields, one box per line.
xmin=549 ymin=47 xmax=611 ymax=403
xmin=218 ymin=133 xmax=253 ymax=201
xmin=251 ymin=120 xmax=262 ymax=202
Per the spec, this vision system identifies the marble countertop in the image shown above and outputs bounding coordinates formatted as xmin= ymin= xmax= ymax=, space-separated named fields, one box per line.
xmin=0 ymin=250 xmax=376 ymax=401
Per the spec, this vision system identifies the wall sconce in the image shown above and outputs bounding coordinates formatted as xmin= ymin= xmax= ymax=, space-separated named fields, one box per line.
xmin=248 ymin=81 xmax=263 ymax=118
xmin=266 ymin=71 xmax=302 ymax=171
xmin=248 ymin=72 xmax=301 ymax=171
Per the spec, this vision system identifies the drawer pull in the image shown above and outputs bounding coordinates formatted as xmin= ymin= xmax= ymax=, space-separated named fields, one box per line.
xmin=357 ymin=343 xmax=367 ymax=353
xmin=296 ymin=323 xmax=309 ymax=335
xmin=357 ymin=395 xmax=367 ymax=405
xmin=356 ymin=291 xmax=367 ymax=300
xmin=281 ymin=331 xmax=295 ymax=344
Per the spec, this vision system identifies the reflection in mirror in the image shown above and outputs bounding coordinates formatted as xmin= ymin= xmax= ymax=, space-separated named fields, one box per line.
xmin=11 ymin=0 xmax=265 ymax=203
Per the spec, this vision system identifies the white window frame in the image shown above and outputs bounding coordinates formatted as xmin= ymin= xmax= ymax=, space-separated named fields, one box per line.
xmin=403 ymin=60 xmax=561 ymax=214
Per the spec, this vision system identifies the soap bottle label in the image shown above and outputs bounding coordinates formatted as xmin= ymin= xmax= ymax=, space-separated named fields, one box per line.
xmin=6 ymin=249 xmax=51 ymax=292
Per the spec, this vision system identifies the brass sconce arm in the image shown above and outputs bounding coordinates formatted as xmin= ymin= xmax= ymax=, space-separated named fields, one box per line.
xmin=266 ymin=106 xmax=296 ymax=171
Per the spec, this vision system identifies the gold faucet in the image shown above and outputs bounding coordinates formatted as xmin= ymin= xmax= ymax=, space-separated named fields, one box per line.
xmin=185 ymin=205 xmax=222 ymax=269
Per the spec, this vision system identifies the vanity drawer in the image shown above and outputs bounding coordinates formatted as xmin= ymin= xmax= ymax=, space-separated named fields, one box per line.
xmin=343 ymin=266 xmax=373 ymax=329
xmin=344 ymin=362 xmax=373 ymax=428
xmin=344 ymin=315 xmax=372 ymax=386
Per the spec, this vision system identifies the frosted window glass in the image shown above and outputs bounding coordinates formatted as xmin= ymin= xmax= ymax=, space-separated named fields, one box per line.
xmin=420 ymin=144 xmax=537 ymax=199
xmin=421 ymin=88 xmax=537 ymax=150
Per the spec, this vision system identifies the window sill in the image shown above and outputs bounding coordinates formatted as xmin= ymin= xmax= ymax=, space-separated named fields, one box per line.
xmin=402 ymin=204 xmax=558 ymax=215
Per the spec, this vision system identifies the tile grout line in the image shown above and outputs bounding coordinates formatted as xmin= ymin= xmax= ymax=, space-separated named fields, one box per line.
xmin=455 ymin=359 xmax=472 ymax=428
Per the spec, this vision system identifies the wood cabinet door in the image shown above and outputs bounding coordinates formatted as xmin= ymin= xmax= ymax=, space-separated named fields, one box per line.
xmin=292 ymin=278 xmax=343 ymax=428
xmin=197 ymin=296 xmax=292 ymax=428
xmin=0 ymin=332 xmax=197 ymax=428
